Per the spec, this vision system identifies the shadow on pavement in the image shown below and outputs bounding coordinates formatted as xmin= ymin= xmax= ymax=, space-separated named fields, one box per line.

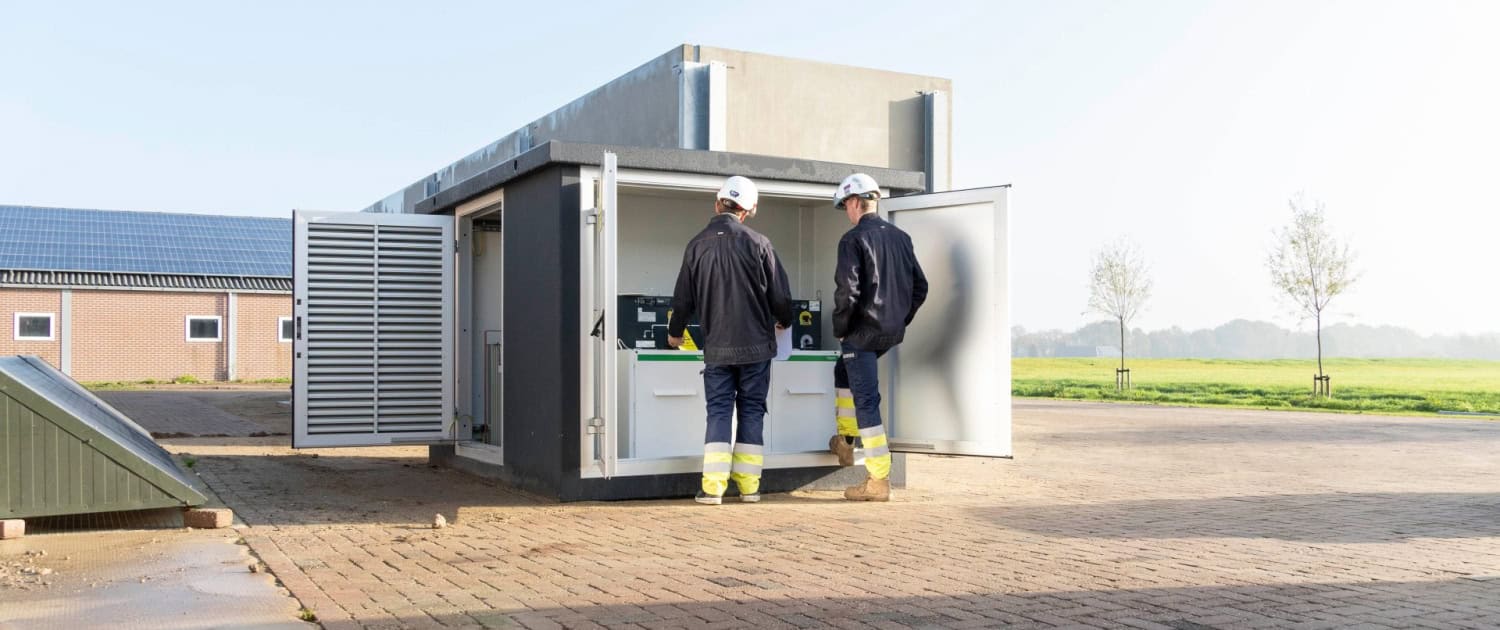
xmin=20 ymin=508 xmax=187 ymax=534
xmin=190 ymin=449 xmax=858 ymax=529
xmin=318 ymin=577 xmax=1500 ymax=629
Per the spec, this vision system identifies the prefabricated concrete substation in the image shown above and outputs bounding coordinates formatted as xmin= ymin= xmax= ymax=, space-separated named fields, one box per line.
xmin=291 ymin=45 xmax=1011 ymax=501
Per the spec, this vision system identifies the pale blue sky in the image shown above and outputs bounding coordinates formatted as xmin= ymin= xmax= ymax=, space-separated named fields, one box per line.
xmin=3 ymin=1 xmax=1496 ymax=335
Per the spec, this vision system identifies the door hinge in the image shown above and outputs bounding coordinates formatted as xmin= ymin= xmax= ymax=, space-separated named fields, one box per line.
xmin=584 ymin=208 xmax=599 ymax=225
xmin=586 ymin=416 xmax=605 ymax=434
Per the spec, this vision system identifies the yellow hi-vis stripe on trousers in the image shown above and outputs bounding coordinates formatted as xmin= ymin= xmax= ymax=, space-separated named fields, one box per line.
xmin=702 ymin=442 xmax=732 ymax=496
xmin=730 ymin=443 xmax=764 ymax=495
xmin=859 ymin=425 xmax=892 ymax=480
xmin=835 ymin=388 xmax=858 ymax=437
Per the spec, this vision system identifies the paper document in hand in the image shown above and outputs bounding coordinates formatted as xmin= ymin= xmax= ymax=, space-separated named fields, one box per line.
xmin=775 ymin=326 xmax=792 ymax=361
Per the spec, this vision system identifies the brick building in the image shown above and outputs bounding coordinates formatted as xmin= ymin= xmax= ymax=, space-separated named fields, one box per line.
xmin=0 ymin=205 xmax=292 ymax=382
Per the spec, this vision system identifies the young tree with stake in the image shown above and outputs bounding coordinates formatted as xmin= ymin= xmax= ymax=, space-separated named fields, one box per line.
xmin=1086 ymin=238 xmax=1152 ymax=388
xmin=1266 ymin=195 xmax=1358 ymax=395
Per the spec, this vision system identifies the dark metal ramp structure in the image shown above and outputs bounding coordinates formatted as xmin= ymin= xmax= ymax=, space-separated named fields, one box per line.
xmin=1 ymin=355 xmax=206 ymax=519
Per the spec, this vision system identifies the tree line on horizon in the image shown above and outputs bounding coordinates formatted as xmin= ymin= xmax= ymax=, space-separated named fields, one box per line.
xmin=1012 ymin=319 xmax=1500 ymax=361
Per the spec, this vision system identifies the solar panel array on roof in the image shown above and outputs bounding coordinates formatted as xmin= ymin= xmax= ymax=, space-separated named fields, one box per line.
xmin=0 ymin=205 xmax=292 ymax=277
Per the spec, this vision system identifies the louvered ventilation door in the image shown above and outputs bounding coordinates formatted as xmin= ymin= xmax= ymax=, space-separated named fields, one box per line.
xmin=297 ymin=213 xmax=452 ymax=447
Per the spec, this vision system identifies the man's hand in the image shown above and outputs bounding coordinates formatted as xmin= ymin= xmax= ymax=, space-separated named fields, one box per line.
xmin=667 ymin=335 xmax=683 ymax=349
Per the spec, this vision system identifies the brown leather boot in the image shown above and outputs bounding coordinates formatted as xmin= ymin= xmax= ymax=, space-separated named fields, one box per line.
xmin=828 ymin=435 xmax=854 ymax=467
xmin=844 ymin=476 xmax=890 ymax=501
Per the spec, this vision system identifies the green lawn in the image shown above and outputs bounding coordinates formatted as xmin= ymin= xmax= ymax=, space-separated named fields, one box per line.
xmin=1012 ymin=358 xmax=1500 ymax=416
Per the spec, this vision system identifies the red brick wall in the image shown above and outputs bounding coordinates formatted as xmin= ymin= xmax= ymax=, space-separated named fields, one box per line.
xmin=0 ymin=288 xmax=63 ymax=368
xmin=4 ymin=287 xmax=293 ymax=382
xmin=73 ymin=291 xmax=228 ymax=382
xmin=235 ymin=293 xmax=292 ymax=380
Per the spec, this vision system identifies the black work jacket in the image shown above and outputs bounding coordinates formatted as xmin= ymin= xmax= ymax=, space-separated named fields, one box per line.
xmin=833 ymin=213 xmax=929 ymax=351
xmin=669 ymin=213 xmax=795 ymax=365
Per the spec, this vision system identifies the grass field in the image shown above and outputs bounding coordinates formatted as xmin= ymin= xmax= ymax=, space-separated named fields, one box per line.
xmin=1012 ymin=358 xmax=1500 ymax=416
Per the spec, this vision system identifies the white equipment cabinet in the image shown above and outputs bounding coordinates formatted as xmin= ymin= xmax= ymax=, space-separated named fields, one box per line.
xmin=768 ymin=354 xmax=839 ymax=454
xmin=622 ymin=350 xmax=840 ymax=460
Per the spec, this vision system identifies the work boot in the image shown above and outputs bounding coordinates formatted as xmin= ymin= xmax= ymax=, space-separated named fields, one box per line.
xmin=695 ymin=491 xmax=722 ymax=505
xmin=844 ymin=477 xmax=890 ymax=502
xmin=828 ymin=435 xmax=855 ymax=467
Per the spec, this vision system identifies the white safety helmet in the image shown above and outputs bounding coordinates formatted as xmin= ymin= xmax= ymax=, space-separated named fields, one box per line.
xmin=717 ymin=176 xmax=759 ymax=217
xmin=835 ymin=173 xmax=881 ymax=210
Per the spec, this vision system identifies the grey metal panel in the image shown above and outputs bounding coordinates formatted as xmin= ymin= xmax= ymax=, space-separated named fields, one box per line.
xmin=414 ymin=141 xmax=928 ymax=215
xmin=457 ymin=217 xmax=474 ymax=441
xmin=767 ymin=357 xmax=839 ymax=454
xmin=293 ymin=211 xmax=454 ymax=448
xmin=363 ymin=47 xmax=690 ymax=215
xmin=628 ymin=358 xmax=707 ymax=459
xmin=597 ymin=153 xmax=619 ymax=478
xmin=677 ymin=62 xmax=710 ymax=150
xmin=880 ymin=187 xmax=1011 ymax=458
xmin=923 ymin=91 xmax=951 ymax=193
xmin=0 ymin=355 xmax=205 ymax=518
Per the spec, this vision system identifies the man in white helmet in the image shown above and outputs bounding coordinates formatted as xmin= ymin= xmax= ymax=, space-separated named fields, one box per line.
xmin=828 ymin=173 xmax=928 ymax=501
xmin=668 ymin=175 xmax=795 ymax=505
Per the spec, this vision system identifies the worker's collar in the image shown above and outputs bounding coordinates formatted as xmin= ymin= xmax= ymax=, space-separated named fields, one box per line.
xmin=711 ymin=212 xmax=742 ymax=224
xmin=857 ymin=212 xmax=882 ymax=225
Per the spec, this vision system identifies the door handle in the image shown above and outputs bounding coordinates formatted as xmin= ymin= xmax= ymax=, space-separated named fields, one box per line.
xmin=296 ymin=316 xmax=303 ymax=340
xmin=786 ymin=388 xmax=826 ymax=396
xmin=652 ymin=389 xmax=697 ymax=397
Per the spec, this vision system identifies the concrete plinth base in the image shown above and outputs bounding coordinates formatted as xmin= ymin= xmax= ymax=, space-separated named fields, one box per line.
xmin=183 ymin=508 xmax=233 ymax=529
xmin=0 ymin=519 xmax=24 ymax=539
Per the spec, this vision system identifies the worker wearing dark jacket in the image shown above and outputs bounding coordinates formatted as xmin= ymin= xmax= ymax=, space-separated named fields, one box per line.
xmin=668 ymin=175 xmax=795 ymax=505
xmin=828 ymin=173 xmax=928 ymax=501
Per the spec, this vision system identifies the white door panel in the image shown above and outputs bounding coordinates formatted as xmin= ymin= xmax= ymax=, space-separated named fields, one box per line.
xmin=880 ymin=187 xmax=1010 ymax=458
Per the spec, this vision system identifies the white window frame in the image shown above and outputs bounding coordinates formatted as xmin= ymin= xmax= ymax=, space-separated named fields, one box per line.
xmin=13 ymin=312 xmax=55 ymax=341
xmin=278 ymin=316 xmax=294 ymax=343
xmin=185 ymin=315 xmax=222 ymax=342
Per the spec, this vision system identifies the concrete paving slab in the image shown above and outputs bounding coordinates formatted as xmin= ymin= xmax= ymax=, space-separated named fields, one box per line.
xmin=0 ymin=526 xmax=309 ymax=630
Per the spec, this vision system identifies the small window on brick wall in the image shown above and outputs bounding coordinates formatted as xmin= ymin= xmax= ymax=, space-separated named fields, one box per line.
xmin=14 ymin=313 xmax=55 ymax=341
xmin=187 ymin=316 xmax=222 ymax=342
xmin=279 ymin=317 xmax=294 ymax=343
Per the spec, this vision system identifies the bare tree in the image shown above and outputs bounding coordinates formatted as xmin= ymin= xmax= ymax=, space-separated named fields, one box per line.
xmin=1266 ymin=195 xmax=1358 ymax=383
xmin=1086 ymin=238 xmax=1152 ymax=380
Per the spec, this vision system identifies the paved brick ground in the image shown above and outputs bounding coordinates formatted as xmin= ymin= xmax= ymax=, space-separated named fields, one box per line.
xmin=169 ymin=400 xmax=1500 ymax=629
xmin=100 ymin=389 xmax=289 ymax=437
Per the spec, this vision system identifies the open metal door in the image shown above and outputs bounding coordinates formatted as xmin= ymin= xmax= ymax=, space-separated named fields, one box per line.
xmin=293 ymin=210 xmax=455 ymax=448
xmin=585 ymin=153 xmax=620 ymax=477
xmin=880 ymin=186 xmax=1011 ymax=458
